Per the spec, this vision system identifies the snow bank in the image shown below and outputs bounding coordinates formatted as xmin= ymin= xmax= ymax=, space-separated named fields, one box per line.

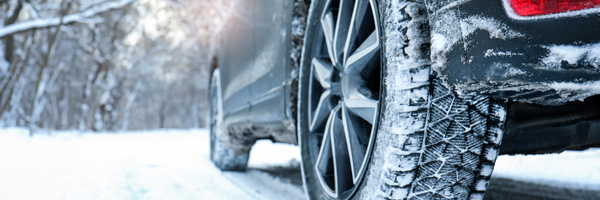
xmin=249 ymin=139 xmax=301 ymax=169
xmin=493 ymin=149 xmax=600 ymax=190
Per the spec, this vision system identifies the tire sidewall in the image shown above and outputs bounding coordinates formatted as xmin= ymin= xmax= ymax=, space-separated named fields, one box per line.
xmin=298 ymin=0 xmax=334 ymax=198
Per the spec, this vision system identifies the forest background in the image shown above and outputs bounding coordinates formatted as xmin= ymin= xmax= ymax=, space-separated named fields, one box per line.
xmin=0 ymin=0 xmax=232 ymax=132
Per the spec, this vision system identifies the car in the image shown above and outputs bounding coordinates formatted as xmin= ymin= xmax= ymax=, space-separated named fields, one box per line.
xmin=208 ymin=0 xmax=600 ymax=199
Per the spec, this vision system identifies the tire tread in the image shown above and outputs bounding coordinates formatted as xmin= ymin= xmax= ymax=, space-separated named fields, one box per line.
xmin=374 ymin=1 xmax=507 ymax=199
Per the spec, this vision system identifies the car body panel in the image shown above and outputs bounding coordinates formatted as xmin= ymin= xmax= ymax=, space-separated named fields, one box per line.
xmin=248 ymin=0 xmax=293 ymax=126
xmin=218 ymin=1 xmax=254 ymax=126
xmin=217 ymin=0 xmax=295 ymax=143
xmin=425 ymin=0 xmax=600 ymax=105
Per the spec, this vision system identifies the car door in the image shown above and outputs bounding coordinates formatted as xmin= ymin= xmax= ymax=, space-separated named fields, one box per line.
xmin=218 ymin=0 xmax=255 ymax=127
xmin=247 ymin=0 xmax=294 ymax=125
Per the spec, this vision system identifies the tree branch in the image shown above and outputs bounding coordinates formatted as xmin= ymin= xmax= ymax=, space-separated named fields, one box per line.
xmin=3 ymin=0 xmax=24 ymax=63
xmin=0 ymin=0 xmax=136 ymax=38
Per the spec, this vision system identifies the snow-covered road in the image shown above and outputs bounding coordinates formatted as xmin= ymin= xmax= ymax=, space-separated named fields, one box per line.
xmin=0 ymin=128 xmax=599 ymax=200
xmin=0 ymin=128 xmax=304 ymax=200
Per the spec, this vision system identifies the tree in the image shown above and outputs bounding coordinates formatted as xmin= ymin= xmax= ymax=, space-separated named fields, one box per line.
xmin=1 ymin=0 xmax=235 ymax=132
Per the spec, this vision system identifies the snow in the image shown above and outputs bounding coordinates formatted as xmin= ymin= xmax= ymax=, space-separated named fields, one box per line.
xmin=493 ymin=149 xmax=600 ymax=190
xmin=0 ymin=0 xmax=136 ymax=38
xmin=460 ymin=16 xmax=525 ymax=40
xmin=361 ymin=1 xmax=432 ymax=198
xmin=0 ymin=127 xmax=598 ymax=198
xmin=0 ymin=128 xmax=303 ymax=200
xmin=475 ymin=179 xmax=488 ymax=191
xmin=458 ymin=77 xmax=600 ymax=104
xmin=484 ymin=49 xmax=524 ymax=58
xmin=546 ymin=80 xmax=600 ymax=94
xmin=430 ymin=13 xmax=525 ymax=74
xmin=430 ymin=33 xmax=450 ymax=74
xmin=0 ymin=44 xmax=7 ymax=74
xmin=480 ymin=164 xmax=494 ymax=177
xmin=542 ymin=43 xmax=600 ymax=69
xmin=485 ymin=148 xmax=499 ymax=161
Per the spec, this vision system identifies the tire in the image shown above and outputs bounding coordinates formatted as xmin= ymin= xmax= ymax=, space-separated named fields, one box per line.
xmin=297 ymin=0 xmax=508 ymax=199
xmin=210 ymin=69 xmax=250 ymax=171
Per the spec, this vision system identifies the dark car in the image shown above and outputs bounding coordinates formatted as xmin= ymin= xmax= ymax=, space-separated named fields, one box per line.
xmin=209 ymin=0 xmax=600 ymax=199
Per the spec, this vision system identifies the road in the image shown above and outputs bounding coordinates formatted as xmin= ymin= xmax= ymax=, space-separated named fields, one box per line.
xmin=0 ymin=129 xmax=304 ymax=200
xmin=0 ymin=128 xmax=598 ymax=200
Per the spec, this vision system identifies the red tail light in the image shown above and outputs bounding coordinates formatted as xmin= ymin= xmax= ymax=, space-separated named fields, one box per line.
xmin=510 ymin=0 xmax=600 ymax=16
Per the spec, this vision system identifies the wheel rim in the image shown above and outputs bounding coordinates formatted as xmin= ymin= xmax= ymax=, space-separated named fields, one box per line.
xmin=306 ymin=0 xmax=381 ymax=198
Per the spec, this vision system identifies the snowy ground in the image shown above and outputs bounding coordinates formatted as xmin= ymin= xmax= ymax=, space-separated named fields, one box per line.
xmin=493 ymin=148 xmax=600 ymax=190
xmin=0 ymin=128 xmax=304 ymax=200
xmin=0 ymin=128 xmax=598 ymax=200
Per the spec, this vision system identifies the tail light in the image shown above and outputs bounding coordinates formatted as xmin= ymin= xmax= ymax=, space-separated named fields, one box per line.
xmin=509 ymin=0 xmax=600 ymax=16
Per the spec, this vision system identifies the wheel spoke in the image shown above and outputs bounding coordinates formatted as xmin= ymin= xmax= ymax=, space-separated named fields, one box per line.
xmin=321 ymin=9 xmax=337 ymax=66
xmin=344 ymin=87 xmax=378 ymax=124
xmin=332 ymin=0 xmax=353 ymax=69
xmin=345 ymin=31 xmax=379 ymax=77
xmin=341 ymin=105 xmax=367 ymax=183
xmin=310 ymin=90 xmax=334 ymax=132
xmin=312 ymin=57 xmax=334 ymax=89
xmin=343 ymin=0 xmax=370 ymax=65
xmin=329 ymin=106 xmax=352 ymax=196
xmin=315 ymin=115 xmax=333 ymax=177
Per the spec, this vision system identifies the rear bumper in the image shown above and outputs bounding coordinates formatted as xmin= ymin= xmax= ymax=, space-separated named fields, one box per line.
xmin=502 ymin=96 xmax=600 ymax=154
xmin=426 ymin=0 xmax=600 ymax=105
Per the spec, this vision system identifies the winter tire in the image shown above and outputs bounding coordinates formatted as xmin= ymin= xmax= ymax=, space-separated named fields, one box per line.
xmin=297 ymin=0 xmax=508 ymax=199
xmin=210 ymin=69 xmax=250 ymax=171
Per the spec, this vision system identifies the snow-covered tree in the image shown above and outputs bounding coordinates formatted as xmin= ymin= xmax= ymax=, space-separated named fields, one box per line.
xmin=0 ymin=0 xmax=234 ymax=132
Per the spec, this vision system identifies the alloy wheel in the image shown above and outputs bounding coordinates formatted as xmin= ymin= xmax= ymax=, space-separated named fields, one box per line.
xmin=306 ymin=0 xmax=381 ymax=198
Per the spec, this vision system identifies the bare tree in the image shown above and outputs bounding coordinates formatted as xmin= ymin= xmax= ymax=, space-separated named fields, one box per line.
xmin=0 ymin=0 xmax=235 ymax=132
